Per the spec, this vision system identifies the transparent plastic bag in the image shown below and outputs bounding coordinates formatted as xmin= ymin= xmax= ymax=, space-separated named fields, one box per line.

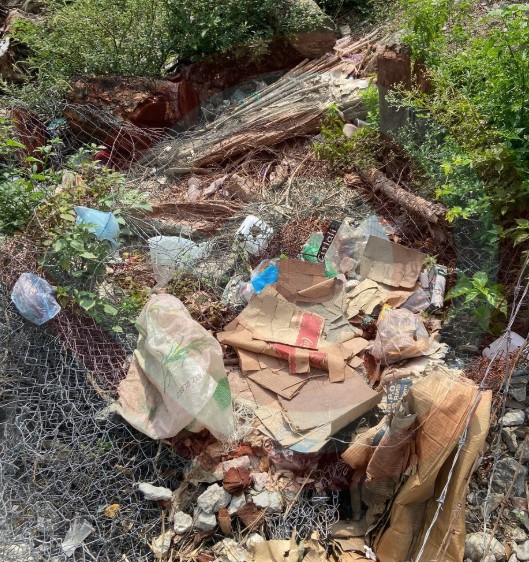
xmin=148 ymin=235 xmax=208 ymax=284
xmin=112 ymin=294 xmax=234 ymax=440
xmin=372 ymin=309 xmax=430 ymax=365
xmin=11 ymin=272 xmax=61 ymax=325
xmin=325 ymin=216 xmax=389 ymax=277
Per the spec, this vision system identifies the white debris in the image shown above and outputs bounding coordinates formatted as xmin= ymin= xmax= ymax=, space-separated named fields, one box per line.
xmin=246 ymin=533 xmax=266 ymax=550
xmin=222 ymin=456 xmax=252 ymax=474
xmin=173 ymin=511 xmax=193 ymax=534
xmin=228 ymin=493 xmax=247 ymax=515
xmin=61 ymin=518 xmax=95 ymax=557
xmin=251 ymin=472 xmax=269 ymax=492
xmin=252 ymin=490 xmax=282 ymax=512
xmin=193 ymin=508 xmax=217 ymax=532
xmin=137 ymin=482 xmax=172 ymax=501
xmin=501 ymin=410 xmax=526 ymax=427
xmin=213 ymin=538 xmax=253 ymax=562
xmin=197 ymin=483 xmax=232 ymax=514
xmin=151 ymin=530 xmax=174 ymax=558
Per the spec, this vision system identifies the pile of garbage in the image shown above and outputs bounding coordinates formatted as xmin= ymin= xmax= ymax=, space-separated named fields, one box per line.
xmin=6 ymin=210 xmax=500 ymax=561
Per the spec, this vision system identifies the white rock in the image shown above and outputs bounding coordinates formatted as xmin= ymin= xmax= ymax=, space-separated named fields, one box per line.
xmin=251 ymin=472 xmax=269 ymax=492
xmin=137 ymin=482 xmax=172 ymax=501
xmin=516 ymin=541 xmax=529 ymax=561
xmin=173 ymin=511 xmax=193 ymax=534
xmin=253 ymin=490 xmax=282 ymax=513
xmin=197 ymin=483 xmax=232 ymax=514
xmin=509 ymin=554 xmax=519 ymax=562
xmin=228 ymin=493 xmax=247 ymax=515
xmin=151 ymin=530 xmax=174 ymax=558
xmin=222 ymin=456 xmax=252 ymax=474
xmin=246 ymin=533 xmax=265 ymax=550
xmin=502 ymin=410 xmax=526 ymax=427
xmin=193 ymin=508 xmax=217 ymax=532
xmin=213 ymin=538 xmax=252 ymax=562
xmin=464 ymin=532 xmax=506 ymax=561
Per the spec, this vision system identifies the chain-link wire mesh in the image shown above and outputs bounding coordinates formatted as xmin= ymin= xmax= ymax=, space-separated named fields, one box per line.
xmin=1 ymin=26 xmax=528 ymax=561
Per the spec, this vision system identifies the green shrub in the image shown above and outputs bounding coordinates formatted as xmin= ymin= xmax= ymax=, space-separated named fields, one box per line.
xmin=10 ymin=0 xmax=327 ymax=108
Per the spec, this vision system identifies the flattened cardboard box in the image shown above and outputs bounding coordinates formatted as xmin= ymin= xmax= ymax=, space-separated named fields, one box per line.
xmin=248 ymin=368 xmax=382 ymax=453
xmin=360 ymin=237 xmax=425 ymax=289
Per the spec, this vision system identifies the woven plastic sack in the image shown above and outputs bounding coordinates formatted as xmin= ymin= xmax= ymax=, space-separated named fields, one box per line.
xmin=372 ymin=309 xmax=430 ymax=365
xmin=11 ymin=272 xmax=61 ymax=325
xmin=111 ymin=294 xmax=234 ymax=440
xmin=75 ymin=206 xmax=120 ymax=249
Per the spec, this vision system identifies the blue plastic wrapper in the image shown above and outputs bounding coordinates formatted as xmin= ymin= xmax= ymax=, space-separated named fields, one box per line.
xmin=75 ymin=206 xmax=120 ymax=249
xmin=11 ymin=272 xmax=61 ymax=325
xmin=251 ymin=264 xmax=279 ymax=293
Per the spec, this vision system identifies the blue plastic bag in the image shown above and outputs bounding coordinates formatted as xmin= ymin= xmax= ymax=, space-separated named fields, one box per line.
xmin=75 ymin=206 xmax=120 ymax=249
xmin=11 ymin=272 xmax=61 ymax=325
xmin=251 ymin=264 xmax=279 ymax=293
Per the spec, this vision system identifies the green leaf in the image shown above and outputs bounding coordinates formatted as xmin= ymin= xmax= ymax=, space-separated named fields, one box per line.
xmin=103 ymin=304 xmax=118 ymax=315
xmin=472 ymin=271 xmax=489 ymax=287
xmin=60 ymin=213 xmax=76 ymax=222
xmin=112 ymin=325 xmax=124 ymax=333
xmin=79 ymin=297 xmax=96 ymax=310
xmin=80 ymin=252 xmax=97 ymax=259
xmin=6 ymin=138 xmax=26 ymax=149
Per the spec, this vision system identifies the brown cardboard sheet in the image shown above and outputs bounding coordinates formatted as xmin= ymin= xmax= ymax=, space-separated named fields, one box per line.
xmin=359 ymin=237 xmax=425 ymax=289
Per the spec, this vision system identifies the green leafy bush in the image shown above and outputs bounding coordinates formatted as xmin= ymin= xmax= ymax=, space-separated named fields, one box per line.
xmin=10 ymin=0 xmax=327 ymax=107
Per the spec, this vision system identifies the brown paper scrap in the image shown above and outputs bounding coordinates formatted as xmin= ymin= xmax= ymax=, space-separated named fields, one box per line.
xmin=360 ymin=237 xmax=425 ymax=289
xmin=237 ymin=286 xmax=325 ymax=349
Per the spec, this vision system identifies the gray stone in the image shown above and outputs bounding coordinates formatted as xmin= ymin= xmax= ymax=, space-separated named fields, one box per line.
xmin=506 ymin=399 xmax=527 ymax=410
xmin=516 ymin=541 xmax=529 ymax=561
xmin=228 ymin=493 xmax=246 ymax=515
xmin=510 ymin=385 xmax=527 ymax=403
xmin=464 ymin=532 xmax=506 ymax=561
xmin=193 ymin=508 xmax=216 ymax=532
xmin=509 ymin=554 xmax=519 ymax=562
xmin=516 ymin=442 xmax=529 ymax=461
xmin=509 ymin=526 xmax=528 ymax=543
xmin=492 ymin=458 xmax=528 ymax=497
xmin=501 ymin=410 xmax=526 ymax=427
xmin=173 ymin=511 xmax=193 ymax=534
xmin=502 ymin=428 xmax=519 ymax=453
xmin=252 ymin=490 xmax=282 ymax=513
xmin=197 ymin=483 xmax=231 ymax=514
xmin=137 ymin=482 xmax=172 ymax=501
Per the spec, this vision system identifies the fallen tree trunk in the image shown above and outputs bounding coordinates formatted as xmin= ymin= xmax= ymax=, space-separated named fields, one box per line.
xmin=362 ymin=168 xmax=446 ymax=224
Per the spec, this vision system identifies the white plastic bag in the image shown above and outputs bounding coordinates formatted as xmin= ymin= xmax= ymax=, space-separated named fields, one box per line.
xmin=111 ymin=294 xmax=234 ymax=440
xmin=372 ymin=309 xmax=430 ymax=365
xmin=148 ymin=235 xmax=207 ymax=284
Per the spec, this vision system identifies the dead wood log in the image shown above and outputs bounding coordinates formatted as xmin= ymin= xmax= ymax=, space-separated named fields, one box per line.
xmin=362 ymin=168 xmax=446 ymax=223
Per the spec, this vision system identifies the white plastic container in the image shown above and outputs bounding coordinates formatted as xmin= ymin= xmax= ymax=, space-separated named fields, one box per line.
xmin=235 ymin=215 xmax=273 ymax=256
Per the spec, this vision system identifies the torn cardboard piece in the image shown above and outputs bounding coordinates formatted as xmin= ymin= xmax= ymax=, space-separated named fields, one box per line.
xmin=276 ymin=259 xmax=338 ymax=303
xmin=360 ymin=237 xmax=425 ymax=289
xmin=247 ymin=367 xmax=382 ymax=453
xmin=279 ymin=368 xmax=381 ymax=432
xmin=346 ymin=279 xmax=415 ymax=320
xmin=237 ymin=286 xmax=324 ymax=349
xmin=217 ymin=326 xmax=368 ymax=381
